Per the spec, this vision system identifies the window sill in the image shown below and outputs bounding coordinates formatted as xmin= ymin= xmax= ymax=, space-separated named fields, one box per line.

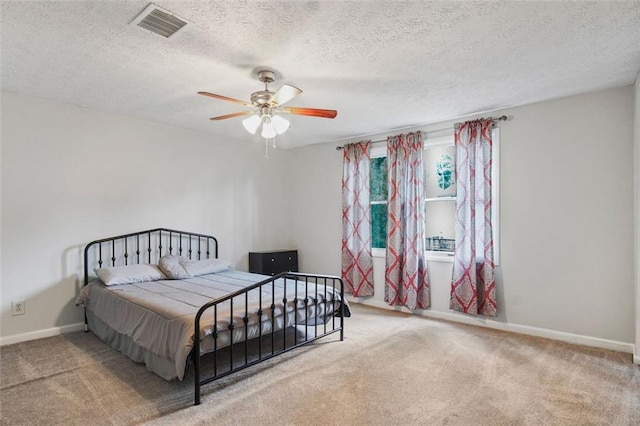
xmin=372 ymin=248 xmax=386 ymax=258
xmin=425 ymin=251 xmax=454 ymax=263
xmin=372 ymin=249 xmax=454 ymax=263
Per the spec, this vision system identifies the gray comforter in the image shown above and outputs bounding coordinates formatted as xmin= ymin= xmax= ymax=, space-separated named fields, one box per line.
xmin=77 ymin=270 xmax=348 ymax=380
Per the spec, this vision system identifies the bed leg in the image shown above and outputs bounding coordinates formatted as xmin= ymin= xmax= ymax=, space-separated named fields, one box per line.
xmin=194 ymin=350 xmax=201 ymax=405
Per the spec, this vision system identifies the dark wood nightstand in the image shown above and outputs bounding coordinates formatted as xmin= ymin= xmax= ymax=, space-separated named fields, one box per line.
xmin=249 ymin=250 xmax=298 ymax=276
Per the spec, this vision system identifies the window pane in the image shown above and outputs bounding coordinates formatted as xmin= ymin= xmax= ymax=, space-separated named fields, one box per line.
xmin=424 ymin=145 xmax=456 ymax=198
xmin=370 ymin=157 xmax=388 ymax=202
xmin=371 ymin=203 xmax=387 ymax=248
xmin=425 ymin=201 xmax=456 ymax=251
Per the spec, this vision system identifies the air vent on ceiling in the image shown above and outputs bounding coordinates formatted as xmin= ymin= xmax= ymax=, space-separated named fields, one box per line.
xmin=131 ymin=3 xmax=188 ymax=38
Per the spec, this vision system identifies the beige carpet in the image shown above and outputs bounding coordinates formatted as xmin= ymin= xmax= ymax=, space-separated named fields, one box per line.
xmin=1 ymin=304 xmax=639 ymax=425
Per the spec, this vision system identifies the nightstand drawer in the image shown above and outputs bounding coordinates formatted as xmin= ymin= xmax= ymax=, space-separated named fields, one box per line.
xmin=249 ymin=250 xmax=298 ymax=276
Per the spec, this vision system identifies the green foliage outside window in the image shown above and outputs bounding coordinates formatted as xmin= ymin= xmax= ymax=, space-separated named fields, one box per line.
xmin=371 ymin=204 xmax=387 ymax=249
xmin=370 ymin=157 xmax=388 ymax=248
xmin=370 ymin=157 xmax=387 ymax=201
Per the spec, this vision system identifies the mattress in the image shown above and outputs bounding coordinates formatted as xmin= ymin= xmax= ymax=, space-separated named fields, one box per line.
xmin=77 ymin=269 xmax=348 ymax=380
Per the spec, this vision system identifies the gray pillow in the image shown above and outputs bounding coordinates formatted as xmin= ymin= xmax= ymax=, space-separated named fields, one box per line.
xmin=95 ymin=264 xmax=166 ymax=286
xmin=158 ymin=255 xmax=233 ymax=279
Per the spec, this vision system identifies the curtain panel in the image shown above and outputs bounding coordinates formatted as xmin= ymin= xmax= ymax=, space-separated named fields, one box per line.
xmin=384 ymin=132 xmax=430 ymax=310
xmin=341 ymin=141 xmax=374 ymax=297
xmin=449 ymin=119 xmax=497 ymax=316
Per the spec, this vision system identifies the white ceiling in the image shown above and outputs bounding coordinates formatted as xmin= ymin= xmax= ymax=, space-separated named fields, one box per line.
xmin=1 ymin=1 xmax=639 ymax=149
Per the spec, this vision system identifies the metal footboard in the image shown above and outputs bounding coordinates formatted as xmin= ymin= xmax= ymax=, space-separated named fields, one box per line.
xmin=193 ymin=271 xmax=345 ymax=405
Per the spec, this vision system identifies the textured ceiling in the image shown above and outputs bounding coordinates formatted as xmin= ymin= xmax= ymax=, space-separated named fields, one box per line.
xmin=1 ymin=1 xmax=639 ymax=149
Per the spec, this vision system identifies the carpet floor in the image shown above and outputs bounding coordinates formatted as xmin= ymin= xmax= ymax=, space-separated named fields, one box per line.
xmin=1 ymin=304 xmax=639 ymax=425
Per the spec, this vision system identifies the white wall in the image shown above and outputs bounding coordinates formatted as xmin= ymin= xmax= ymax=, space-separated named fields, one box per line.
xmin=0 ymin=91 xmax=292 ymax=342
xmin=289 ymin=144 xmax=343 ymax=275
xmin=290 ymin=86 xmax=635 ymax=348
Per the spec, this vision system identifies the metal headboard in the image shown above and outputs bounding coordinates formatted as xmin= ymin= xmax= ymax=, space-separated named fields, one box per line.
xmin=83 ymin=228 xmax=218 ymax=285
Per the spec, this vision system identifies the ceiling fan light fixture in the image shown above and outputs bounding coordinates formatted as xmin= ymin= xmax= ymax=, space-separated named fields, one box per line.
xmin=261 ymin=117 xmax=277 ymax=139
xmin=242 ymin=114 xmax=262 ymax=134
xmin=271 ymin=114 xmax=290 ymax=135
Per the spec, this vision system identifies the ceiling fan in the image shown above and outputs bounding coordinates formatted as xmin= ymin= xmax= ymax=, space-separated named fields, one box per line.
xmin=198 ymin=70 xmax=337 ymax=139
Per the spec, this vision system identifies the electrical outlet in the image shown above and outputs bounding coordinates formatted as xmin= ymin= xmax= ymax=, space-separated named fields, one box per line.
xmin=12 ymin=300 xmax=25 ymax=316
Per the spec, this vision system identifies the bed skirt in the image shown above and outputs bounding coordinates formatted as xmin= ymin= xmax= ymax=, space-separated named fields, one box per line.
xmin=87 ymin=310 xmax=181 ymax=380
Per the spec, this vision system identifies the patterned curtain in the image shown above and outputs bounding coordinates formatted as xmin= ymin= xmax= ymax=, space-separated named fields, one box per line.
xmin=384 ymin=132 xmax=430 ymax=310
xmin=449 ymin=119 xmax=497 ymax=316
xmin=341 ymin=141 xmax=374 ymax=297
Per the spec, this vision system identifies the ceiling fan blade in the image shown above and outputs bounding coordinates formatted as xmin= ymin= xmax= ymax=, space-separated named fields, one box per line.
xmin=210 ymin=111 xmax=253 ymax=120
xmin=198 ymin=91 xmax=251 ymax=107
xmin=269 ymin=84 xmax=302 ymax=107
xmin=280 ymin=107 xmax=338 ymax=119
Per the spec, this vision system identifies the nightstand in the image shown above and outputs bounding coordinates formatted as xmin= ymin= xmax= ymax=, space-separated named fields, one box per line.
xmin=249 ymin=250 xmax=298 ymax=276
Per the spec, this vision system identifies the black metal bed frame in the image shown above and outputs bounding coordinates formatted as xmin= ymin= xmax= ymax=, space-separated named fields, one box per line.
xmin=83 ymin=228 xmax=345 ymax=406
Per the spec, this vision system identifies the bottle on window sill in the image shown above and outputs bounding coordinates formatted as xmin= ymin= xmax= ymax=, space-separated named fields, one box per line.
xmin=426 ymin=236 xmax=455 ymax=252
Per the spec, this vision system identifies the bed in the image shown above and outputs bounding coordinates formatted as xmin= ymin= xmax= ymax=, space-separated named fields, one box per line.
xmin=77 ymin=228 xmax=348 ymax=405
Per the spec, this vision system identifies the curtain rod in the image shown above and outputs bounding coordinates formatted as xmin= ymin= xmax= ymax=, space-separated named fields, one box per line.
xmin=335 ymin=115 xmax=508 ymax=151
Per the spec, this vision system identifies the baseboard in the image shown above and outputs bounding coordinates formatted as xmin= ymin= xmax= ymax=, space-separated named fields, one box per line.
xmin=2 ymin=307 xmax=636 ymax=362
xmin=348 ymin=298 xmax=635 ymax=355
xmin=0 ymin=323 xmax=85 ymax=347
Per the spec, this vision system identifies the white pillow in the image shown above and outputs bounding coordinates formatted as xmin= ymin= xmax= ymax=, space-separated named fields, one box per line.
xmin=186 ymin=257 xmax=233 ymax=276
xmin=158 ymin=255 xmax=233 ymax=279
xmin=94 ymin=264 xmax=166 ymax=286
xmin=158 ymin=255 xmax=192 ymax=280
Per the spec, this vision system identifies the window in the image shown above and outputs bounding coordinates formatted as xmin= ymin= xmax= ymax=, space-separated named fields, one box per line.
xmin=424 ymin=136 xmax=457 ymax=254
xmin=370 ymin=155 xmax=387 ymax=249
xmin=369 ymin=130 xmax=500 ymax=263
xmin=370 ymin=145 xmax=388 ymax=253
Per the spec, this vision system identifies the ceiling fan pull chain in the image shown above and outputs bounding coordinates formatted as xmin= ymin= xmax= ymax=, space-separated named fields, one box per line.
xmin=263 ymin=137 xmax=277 ymax=159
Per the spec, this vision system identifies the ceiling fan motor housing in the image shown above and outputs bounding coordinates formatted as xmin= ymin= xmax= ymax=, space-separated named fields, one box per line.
xmin=251 ymin=70 xmax=277 ymax=106
xmin=251 ymin=90 xmax=274 ymax=106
